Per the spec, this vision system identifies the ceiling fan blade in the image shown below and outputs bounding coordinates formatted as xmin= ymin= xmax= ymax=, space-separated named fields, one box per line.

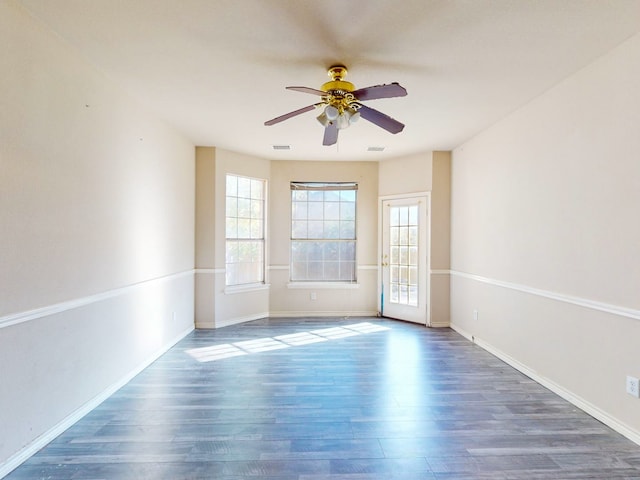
xmin=323 ymin=123 xmax=339 ymax=146
xmin=264 ymin=104 xmax=318 ymax=126
xmin=352 ymin=82 xmax=407 ymax=101
xmin=286 ymin=86 xmax=327 ymax=96
xmin=357 ymin=104 xmax=405 ymax=134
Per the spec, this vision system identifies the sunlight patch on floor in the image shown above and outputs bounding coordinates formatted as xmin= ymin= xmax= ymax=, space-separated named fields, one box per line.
xmin=186 ymin=322 xmax=391 ymax=362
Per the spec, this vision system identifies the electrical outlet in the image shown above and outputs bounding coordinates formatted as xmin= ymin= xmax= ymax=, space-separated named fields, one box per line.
xmin=473 ymin=309 xmax=478 ymax=321
xmin=626 ymin=376 xmax=640 ymax=398
xmin=310 ymin=292 xmax=317 ymax=301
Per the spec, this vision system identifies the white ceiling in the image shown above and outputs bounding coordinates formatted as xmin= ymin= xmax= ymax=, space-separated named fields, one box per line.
xmin=18 ymin=0 xmax=640 ymax=161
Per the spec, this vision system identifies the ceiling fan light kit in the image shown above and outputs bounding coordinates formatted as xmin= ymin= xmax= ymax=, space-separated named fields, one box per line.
xmin=265 ymin=65 xmax=407 ymax=146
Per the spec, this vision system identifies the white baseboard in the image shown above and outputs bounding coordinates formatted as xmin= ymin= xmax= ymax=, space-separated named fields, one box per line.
xmin=269 ymin=310 xmax=378 ymax=318
xmin=0 ymin=325 xmax=194 ymax=479
xmin=213 ymin=312 xmax=270 ymax=328
xmin=450 ymin=323 xmax=640 ymax=447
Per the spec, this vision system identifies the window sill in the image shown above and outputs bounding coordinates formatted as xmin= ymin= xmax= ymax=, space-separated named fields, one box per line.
xmin=224 ymin=283 xmax=270 ymax=295
xmin=287 ymin=282 xmax=360 ymax=290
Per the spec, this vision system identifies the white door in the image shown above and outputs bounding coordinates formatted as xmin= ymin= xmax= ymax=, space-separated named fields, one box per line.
xmin=381 ymin=196 xmax=429 ymax=324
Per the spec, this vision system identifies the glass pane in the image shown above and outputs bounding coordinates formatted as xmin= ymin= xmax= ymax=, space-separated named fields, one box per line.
xmin=399 ymin=207 xmax=409 ymax=226
xmin=292 ymin=190 xmax=307 ymax=201
xmin=225 ymin=264 xmax=238 ymax=285
xmin=390 ymin=266 xmax=399 ymax=283
xmin=409 ymin=205 xmax=418 ymax=225
xmin=308 ymin=261 xmax=323 ymax=280
xmin=340 ymin=221 xmax=355 ymax=239
xmin=324 ymin=221 xmax=339 ymax=239
xmin=237 ymin=218 xmax=250 ymax=238
xmin=308 ymin=221 xmax=324 ymax=238
xmin=324 ymin=261 xmax=339 ymax=279
xmin=339 ymin=262 xmax=356 ymax=281
xmin=237 ymin=198 xmax=250 ymax=218
xmin=400 ymin=285 xmax=408 ymax=304
xmin=340 ymin=190 xmax=356 ymax=202
xmin=308 ymin=242 xmax=324 ymax=261
xmin=399 ymin=227 xmax=408 ymax=245
xmin=409 ymin=267 xmax=418 ymax=285
xmin=226 ymin=175 xmax=237 ymax=196
xmin=237 ymin=177 xmax=251 ymax=198
xmin=400 ymin=246 xmax=408 ymax=265
xmin=291 ymin=242 xmax=307 ymax=262
xmin=409 ymin=246 xmax=418 ymax=265
xmin=308 ymin=202 xmax=323 ymax=220
xmin=291 ymin=221 xmax=307 ymax=238
xmin=250 ymin=219 xmax=262 ymax=239
xmin=409 ymin=286 xmax=418 ymax=306
xmin=324 ymin=202 xmax=340 ymax=220
xmin=339 ymin=242 xmax=355 ymax=261
xmin=400 ymin=266 xmax=408 ymax=284
xmin=390 ymin=226 xmax=399 ymax=246
xmin=251 ymin=179 xmax=264 ymax=199
xmin=226 ymin=218 xmax=237 ymax=238
xmin=390 ymin=207 xmax=400 ymax=226
xmin=226 ymin=197 xmax=237 ymax=217
xmin=226 ymin=242 xmax=238 ymax=263
xmin=325 ymin=190 xmax=339 ymax=201
xmin=308 ymin=190 xmax=323 ymax=201
xmin=390 ymin=284 xmax=399 ymax=303
xmin=292 ymin=201 xmax=307 ymax=220
xmin=340 ymin=202 xmax=355 ymax=220
xmin=390 ymin=246 xmax=399 ymax=264
xmin=250 ymin=199 xmax=262 ymax=219
xmin=325 ymin=242 xmax=339 ymax=261
xmin=409 ymin=226 xmax=418 ymax=246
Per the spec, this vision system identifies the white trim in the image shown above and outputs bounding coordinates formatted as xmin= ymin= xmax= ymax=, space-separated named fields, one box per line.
xmin=450 ymin=323 xmax=640 ymax=447
xmin=270 ymin=265 xmax=377 ymax=272
xmin=450 ymin=269 xmax=640 ymax=321
xmin=0 ymin=270 xmax=194 ymax=330
xmin=0 ymin=325 xmax=194 ymax=479
xmin=214 ymin=312 xmax=269 ymax=328
xmin=194 ymin=268 xmax=221 ymax=274
xmin=269 ymin=310 xmax=378 ymax=318
xmin=379 ymin=191 xmax=431 ymax=201
xmin=224 ymin=283 xmax=270 ymax=295
xmin=430 ymin=269 xmax=451 ymax=275
xmin=287 ymin=282 xmax=360 ymax=290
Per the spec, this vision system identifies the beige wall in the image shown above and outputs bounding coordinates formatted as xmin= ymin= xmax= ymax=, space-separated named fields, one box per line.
xmin=450 ymin=32 xmax=640 ymax=441
xmin=0 ymin=2 xmax=195 ymax=471
xmin=430 ymin=151 xmax=452 ymax=327
xmin=269 ymin=161 xmax=379 ymax=316
xmin=194 ymin=148 xmax=271 ymax=328
xmin=378 ymin=152 xmax=451 ymax=326
xmin=195 ymin=147 xmax=216 ymax=327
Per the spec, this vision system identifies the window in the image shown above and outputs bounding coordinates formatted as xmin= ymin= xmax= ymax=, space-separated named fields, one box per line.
xmin=225 ymin=174 xmax=266 ymax=286
xmin=290 ymin=182 xmax=357 ymax=282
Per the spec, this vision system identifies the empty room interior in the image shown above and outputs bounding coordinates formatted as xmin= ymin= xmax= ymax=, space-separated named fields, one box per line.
xmin=2 ymin=0 xmax=640 ymax=478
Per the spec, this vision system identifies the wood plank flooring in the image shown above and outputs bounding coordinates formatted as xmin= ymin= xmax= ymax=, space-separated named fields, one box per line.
xmin=6 ymin=317 xmax=640 ymax=479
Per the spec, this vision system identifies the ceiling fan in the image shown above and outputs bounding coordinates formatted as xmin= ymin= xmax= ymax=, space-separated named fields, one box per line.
xmin=264 ymin=65 xmax=407 ymax=146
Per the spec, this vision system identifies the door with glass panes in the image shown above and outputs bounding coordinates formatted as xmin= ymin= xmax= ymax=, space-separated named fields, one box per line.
xmin=381 ymin=196 xmax=428 ymax=324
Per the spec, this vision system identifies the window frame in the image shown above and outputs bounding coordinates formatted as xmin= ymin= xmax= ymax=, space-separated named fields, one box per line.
xmin=225 ymin=174 xmax=267 ymax=288
xmin=289 ymin=181 xmax=358 ymax=284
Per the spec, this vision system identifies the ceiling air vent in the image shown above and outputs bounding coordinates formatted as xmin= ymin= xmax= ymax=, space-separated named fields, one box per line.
xmin=367 ymin=146 xmax=385 ymax=152
xmin=272 ymin=145 xmax=291 ymax=151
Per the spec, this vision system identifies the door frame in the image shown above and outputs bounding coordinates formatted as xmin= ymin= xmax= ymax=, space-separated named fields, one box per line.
xmin=378 ymin=192 xmax=431 ymax=326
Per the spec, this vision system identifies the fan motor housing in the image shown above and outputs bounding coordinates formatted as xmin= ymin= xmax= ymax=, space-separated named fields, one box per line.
xmin=321 ymin=65 xmax=355 ymax=92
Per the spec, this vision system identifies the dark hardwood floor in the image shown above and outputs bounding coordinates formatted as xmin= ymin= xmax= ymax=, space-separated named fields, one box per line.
xmin=6 ymin=317 xmax=640 ymax=479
